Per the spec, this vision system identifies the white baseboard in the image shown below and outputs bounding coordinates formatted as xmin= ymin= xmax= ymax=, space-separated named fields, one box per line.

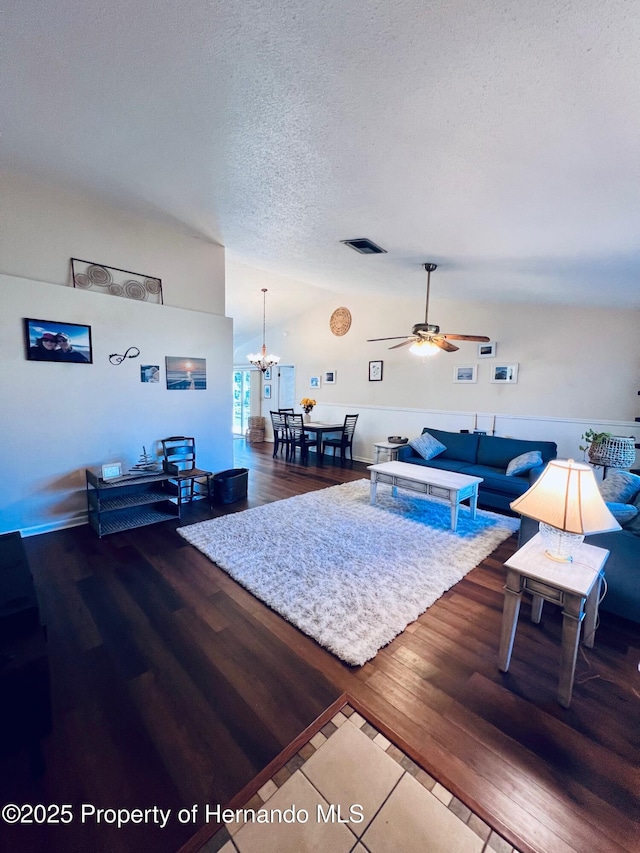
xmin=20 ymin=512 xmax=88 ymax=538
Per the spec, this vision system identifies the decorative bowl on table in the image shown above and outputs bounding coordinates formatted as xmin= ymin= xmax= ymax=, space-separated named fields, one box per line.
xmin=387 ymin=436 xmax=408 ymax=444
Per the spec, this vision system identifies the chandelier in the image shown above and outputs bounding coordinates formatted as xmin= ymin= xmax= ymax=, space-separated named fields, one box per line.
xmin=247 ymin=288 xmax=280 ymax=373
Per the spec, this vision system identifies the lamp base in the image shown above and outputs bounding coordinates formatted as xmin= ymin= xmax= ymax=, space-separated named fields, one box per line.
xmin=539 ymin=522 xmax=584 ymax=563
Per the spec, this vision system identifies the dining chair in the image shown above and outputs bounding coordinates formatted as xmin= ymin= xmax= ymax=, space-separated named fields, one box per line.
xmin=160 ymin=436 xmax=213 ymax=510
xmin=285 ymin=413 xmax=318 ymax=466
xmin=322 ymin=414 xmax=359 ymax=467
xmin=270 ymin=411 xmax=291 ymax=459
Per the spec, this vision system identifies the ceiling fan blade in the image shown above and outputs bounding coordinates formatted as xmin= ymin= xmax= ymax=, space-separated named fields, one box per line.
xmin=442 ymin=334 xmax=491 ymax=342
xmin=389 ymin=338 xmax=417 ymax=350
xmin=432 ymin=337 xmax=459 ymax=352
xmin=367 ymin=336 xmax=412 ymax=342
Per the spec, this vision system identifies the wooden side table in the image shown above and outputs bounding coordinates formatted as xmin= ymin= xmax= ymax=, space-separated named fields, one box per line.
xmin=373 ymin=441 xmax=407 ymax=463
xmin=498 ymin=533 xmax=608 ymax=708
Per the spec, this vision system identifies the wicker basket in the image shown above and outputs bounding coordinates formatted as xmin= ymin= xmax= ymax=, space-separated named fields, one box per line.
xmin=245 ymin=427 xmax=265 ymax=444
xmin=588 ymin=435 xmax=636 ymax=468
xmin=248 ymin=416 xmax=265 ymax=429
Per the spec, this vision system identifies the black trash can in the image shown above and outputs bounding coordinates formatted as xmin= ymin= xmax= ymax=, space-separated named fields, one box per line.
xmin=212 ymin=468 xmax=249 ymax=505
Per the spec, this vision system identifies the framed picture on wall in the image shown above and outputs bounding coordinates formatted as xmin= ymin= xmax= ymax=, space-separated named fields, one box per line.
xmin=453 ymin=365 xmax=477 ymax=383
xmin=24 ymin=318 xmax=92 ymax=363
xmin=310 ymin=376 xmax=321 ymax=389
xmin=71 ymin=258 xmax=163 ymax=304
xmin=490 ymin=363 xmax=519 ymax=384
xmin=140 ymin=365 xmax=160 ymax=383
xmin=165 ymin=357 xmax=207 ymax=389
xmin=478 ymin=341 xmax=497 ymax=358
xmin=369 ymin=360 xmax=383 ymax=381
xmin=264 ymin=384 xmax=272 ymax=399
xmin=324 ymin=370 xmax=336 ymax=384
xmin=264 ymin=367 xmax=272 ymax=380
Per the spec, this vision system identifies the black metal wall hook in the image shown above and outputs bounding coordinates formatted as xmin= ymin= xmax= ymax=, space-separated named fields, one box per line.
xmin=109 ymin=346 xmax=140 ymax=365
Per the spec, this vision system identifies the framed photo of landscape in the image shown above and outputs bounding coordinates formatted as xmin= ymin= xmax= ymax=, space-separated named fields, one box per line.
xmin=165 ymin=357 xmax=206 ymax=390
xmin=477 ymin=341 xmax=496 ymax=358
xmin=490 ymin=363 xmax=519 ymax=384
xmin=453 ymin=364 xmax=477 ymax=384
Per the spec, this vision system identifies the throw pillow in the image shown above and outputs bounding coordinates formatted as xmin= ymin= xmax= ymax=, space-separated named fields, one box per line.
xmin=621 ymin=490 xmax=640 ymax=535
xmin=409 ymin=431 xmax=446 ymax=461
xmin=506 ymin=450 xmax=543 ymax=476
xmin=605 ymin=502 xmax=638 ymax=525
xmin=599 ymin=470 xmax=640 ymax=504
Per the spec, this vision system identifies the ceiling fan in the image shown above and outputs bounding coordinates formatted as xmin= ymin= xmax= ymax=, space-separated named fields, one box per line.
xmin=367 ymin=263 xmax=490 ymax=354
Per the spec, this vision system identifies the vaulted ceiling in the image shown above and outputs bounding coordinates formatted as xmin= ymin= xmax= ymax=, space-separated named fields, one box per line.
xmin=4 ymin=1 xmax=639 ymax=343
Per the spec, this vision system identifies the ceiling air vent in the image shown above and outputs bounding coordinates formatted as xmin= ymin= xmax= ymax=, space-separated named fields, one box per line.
xmin=340 ymin=238 xmax=387 ymax=255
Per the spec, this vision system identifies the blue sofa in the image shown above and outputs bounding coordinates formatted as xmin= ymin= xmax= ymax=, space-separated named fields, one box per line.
xmin=519 ymin=515 xmax=640 ymax=624
xmin=397 ymin=428 xmax=557 ymax=512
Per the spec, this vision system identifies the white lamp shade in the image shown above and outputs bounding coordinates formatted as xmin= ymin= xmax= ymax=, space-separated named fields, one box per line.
xmin=510 ymin=459 xmax=621 ymax=535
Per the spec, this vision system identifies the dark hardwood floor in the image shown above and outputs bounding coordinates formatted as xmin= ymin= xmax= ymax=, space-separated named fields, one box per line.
xmin=1 ymin=441 xmax=638 ymax=853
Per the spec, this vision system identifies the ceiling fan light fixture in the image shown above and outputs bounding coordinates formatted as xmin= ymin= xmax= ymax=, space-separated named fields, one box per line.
xmin=409 ymin=339 xmax=439 ymax=357
xmin=367 ymin=262 xmax=489 ymax=356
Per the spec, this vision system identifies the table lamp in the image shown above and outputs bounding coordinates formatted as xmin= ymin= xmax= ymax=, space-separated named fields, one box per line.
xmin=510 ymin=459 xmax=621 ymax=562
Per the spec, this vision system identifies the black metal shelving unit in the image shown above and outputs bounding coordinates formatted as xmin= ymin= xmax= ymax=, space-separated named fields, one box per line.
xmin=85 ymin=469 xmax=179 ymax=537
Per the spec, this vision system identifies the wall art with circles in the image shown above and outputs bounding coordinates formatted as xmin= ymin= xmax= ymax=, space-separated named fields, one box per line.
xmin=71 ymin=258 xmax=163 ymax=304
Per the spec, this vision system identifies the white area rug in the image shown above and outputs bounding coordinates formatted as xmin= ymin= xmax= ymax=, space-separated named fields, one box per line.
xmin=178 ymin=479 xmax=519 ymax=666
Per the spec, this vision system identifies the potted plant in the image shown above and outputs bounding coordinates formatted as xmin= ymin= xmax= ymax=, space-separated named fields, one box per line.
xmin=579 ymin=429 xmax=636 ymax=469
xmin=579 ymin=429 xmax=612 ymax=461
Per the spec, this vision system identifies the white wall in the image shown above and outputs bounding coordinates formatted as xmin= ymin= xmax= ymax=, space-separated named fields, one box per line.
xmin=239 ymin=291 xmax=640 ymax=465
xmin=1 ymin=174 xmax=232 ymax=535
xmin=1 ymin=276 xmax=233 ymax=534
xmin=0 ymin=172 xmax=225 ymax=315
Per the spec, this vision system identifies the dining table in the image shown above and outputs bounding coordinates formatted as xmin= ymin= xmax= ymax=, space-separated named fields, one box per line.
xmin=301 ymin=422 xmax=343 ymax=466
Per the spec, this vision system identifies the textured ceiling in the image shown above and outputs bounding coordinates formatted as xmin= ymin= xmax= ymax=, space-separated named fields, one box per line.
xmin=3 ymin=0 xmax=639 ymax=343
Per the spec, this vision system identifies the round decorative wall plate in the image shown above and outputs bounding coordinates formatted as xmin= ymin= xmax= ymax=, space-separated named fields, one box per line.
xmin=329 ymin=307 xmax=352 ymax=336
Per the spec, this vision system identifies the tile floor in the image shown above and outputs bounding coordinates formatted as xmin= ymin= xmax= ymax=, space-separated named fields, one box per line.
xmin=198 ymin=705 xmax=521 ymax=853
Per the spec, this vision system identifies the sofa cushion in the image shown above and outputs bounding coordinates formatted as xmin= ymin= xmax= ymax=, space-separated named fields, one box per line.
xmin=477 ymin=435 xmax=557 ymax=469
xmin=606 ymin=502 xmax=639 ymax=525
xmin=599 ymin=470 xmax=640 ymax=504
xmin=410 ymin=457 xmax=473 ymax=473
xmin=506 ymin=450 xmax=543 ymax=476
xmin=621 ymin=491 xmax=640 ymax=535
xmin=460 ymin=464 xmax=531 ymax=497
xmin=409 ymin=431 xmax=446 ymax=461
xmin=421 ymin=428 xmax=479 ymax=463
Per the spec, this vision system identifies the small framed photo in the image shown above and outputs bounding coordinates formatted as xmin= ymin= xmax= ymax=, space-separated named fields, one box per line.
xmin=264 ymin=367 xmax=272 ymax=380
xmin=140 ymin=364 xmax=159 ymax=383
xmin=24 ymin=318 xmax=93 ymax=363
xmin=490 ymin=363 xmax=519 ymax=384
xmin=310 ymin=376 xmax=321 ymax=389
xmin=369 ymin=360 xmax=383 ymax=381
xmin=101 ymin=462 xmax=123 ymax=481
xmin=264 ymin=384 xmax=272 ymax=399
xmin=478 ymin=341 xmax=496 ymax=358
xmin=453 ymin=365 xmax=477 ymax=384
xmin=324 ymin=370 xmax=336 ymax=385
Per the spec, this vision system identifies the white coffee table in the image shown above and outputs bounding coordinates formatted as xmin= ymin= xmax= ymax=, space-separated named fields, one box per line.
xmin=367 ymin=461 xmax=483 ymax=532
